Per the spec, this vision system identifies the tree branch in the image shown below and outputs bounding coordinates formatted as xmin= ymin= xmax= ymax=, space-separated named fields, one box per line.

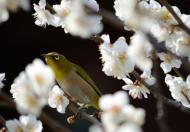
xmin=152 ymin=53 xmax=171 ymax=132
xmin=68 ymin=101 xmax=101 ymax=125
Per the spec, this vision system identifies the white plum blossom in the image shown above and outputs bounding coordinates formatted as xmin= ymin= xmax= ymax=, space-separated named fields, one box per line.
xmin=82 ymin=0 xmax=99 ymax=12
xmin=64 ymin=0 xmax=102 ymax=38
xmin=165 ymin=74 xmax=190 ymax=108
xmin=150 ymin=23 xmax=169 ymax=42
xmin=156 ymin=6 xmax=181 ymax=26
xmin=39 ymin=0 xmax=102 ymax=38
xmin=89 ymin=125 xmax=103 ymax=132
xmin=90 ymin=91 xmax=145 ymax=132
xmin=157 ymin=52 xmax=182 ymax=73
xmin=127 ymin=0 xmax=184 ymax=42
xmin=114 ymin=0 xmax=155 ymax=31
xmin=117 ymin=123 xmax=142 ymax=132
xmin=141 ymin=70 xmax=156 ymax=86
xmin=33 ymin=0 xmax=60 ymax=27
xmin=99 ymin=91 xmax=129 ymax=111
xmin=166 ymin=31 xmax=190 ymax=59
xmin=0 ymin=73 xmax=5 ymax=89
xmin=48 ymin=85 xmax=69 ymax=113
xmin=10 ymin=59 xmax=55 ymax=116
xmin=114 ymin=0 xmax=137 ymax=22
xmin=99 ymin=34 xmax=135 ymax=79
xmin=52 ymin=0 xmax=72 ymax=30
xmin=6 ymin=114 xmax=43 ymax=132
xmin=25 ymin=59 xmax=55 ymax=97
xmin=128 ymin=32 xmax=153 ymax=72
xmin=122 ymin=78 xmax=150 ymax=99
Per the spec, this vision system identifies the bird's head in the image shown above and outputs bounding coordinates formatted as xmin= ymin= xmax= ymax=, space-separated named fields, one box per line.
xmin=42 ymin=52 xmax=72 ymax=78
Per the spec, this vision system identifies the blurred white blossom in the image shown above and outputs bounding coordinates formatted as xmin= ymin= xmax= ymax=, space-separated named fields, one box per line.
xmin=138 ymin=0 xmax=181 ymax=41
xmin=114 ymin=0 xmax=154 ymax=31
xmin=6 ymin=114 xmax=42 ymax=132
xmin=6 ymin=0 xmax=30 ymax=11
xmin=99 ymin=34 xmax=135 ymax=79
xmin=90 ymin=91 xmax=145 ymax=132
xmin=122 ymin=78 xmax=150 ymax=99
xmin=99 ymin=91 xmax=129 ymax=111
xmin=0 ymin=0 xmax=30 ymax=23
xmin=158 ymin=52 xmax=182 ymax=73
xmin=10 ymin=59 xmax=55 ymax=116
xmin=141 ymin=70 xmax=156 ymax=86
xmin=0 ymin=0 xmax=9 ymax=23
xmin=165 ymin=74 xmax=190 ymax=108
xmin=48 ymin=85 xmax=69 ymax=113
xmin=128 ymin=32 xmax=153 ymax=72
xmin=0 ymin=73 xmax=5 ymax=89
xmin=117 ymin=123 xmax=142 ymax=132
xmin=166 ymin=30 xmax=190 ymax=59
xmin=63 ymin=0 xmax=102 ymax=38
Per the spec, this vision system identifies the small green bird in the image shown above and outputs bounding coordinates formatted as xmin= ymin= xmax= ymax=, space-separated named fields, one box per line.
xmin=43 ymin=52 xmax=101 ymax=110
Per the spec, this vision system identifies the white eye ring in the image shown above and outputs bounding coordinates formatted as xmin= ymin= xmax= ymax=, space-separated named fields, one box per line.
xmin=54 ymin=55 xmax=59 ymax=60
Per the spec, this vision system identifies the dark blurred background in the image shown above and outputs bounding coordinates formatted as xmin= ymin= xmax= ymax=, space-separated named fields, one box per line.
xmin=0 ymin=0 xmax=190 ymax=132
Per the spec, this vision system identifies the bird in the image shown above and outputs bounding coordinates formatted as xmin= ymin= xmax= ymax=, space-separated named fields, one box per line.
xmin=42 ymin=52 xmax=101 ymax=110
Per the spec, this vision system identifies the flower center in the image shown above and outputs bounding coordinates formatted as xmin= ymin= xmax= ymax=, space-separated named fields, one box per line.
xmin=35 ymin=74 xmax=45 ymax=87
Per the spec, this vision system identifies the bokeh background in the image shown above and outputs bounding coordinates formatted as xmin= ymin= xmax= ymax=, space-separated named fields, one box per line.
xmin=0 ymin=0 xmax=190 ymax=132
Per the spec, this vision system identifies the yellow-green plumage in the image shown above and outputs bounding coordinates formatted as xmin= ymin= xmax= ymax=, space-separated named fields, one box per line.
xmin=43 ymin=52 xmax=101 ymax=109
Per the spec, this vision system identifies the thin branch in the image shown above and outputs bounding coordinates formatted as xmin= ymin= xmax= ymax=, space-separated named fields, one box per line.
xmin=0 ymin=115 xmax=5 ymax=126
xmin=68 ymin=101 xmax=101 ymax=125
xmin=163 ymin=97 xmax=190 ymax=114
xmin=90 ymin=36 xmax=104 ymax=43
xmin=173 ymin=68 xmax=184 ymax=79
xmin=159 ymin=0 xmax=190 ymax=35
xmin=99 ymin=8 xmax=124 ymax=30
xmin=152 ymin=53 xmax=171 ymax=132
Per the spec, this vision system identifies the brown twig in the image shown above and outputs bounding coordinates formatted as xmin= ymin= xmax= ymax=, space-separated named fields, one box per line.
xmin=151 ymin=52 xmax=171 ymax=132
xmin=159 ymin=0 xmax=190 ymax=35
xmin=68 ymin=101 xmax=101 ymax=125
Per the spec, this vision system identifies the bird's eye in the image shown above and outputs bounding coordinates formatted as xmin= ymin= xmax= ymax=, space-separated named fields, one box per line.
xmin=54 ymin=55 xmax=59 ymax=61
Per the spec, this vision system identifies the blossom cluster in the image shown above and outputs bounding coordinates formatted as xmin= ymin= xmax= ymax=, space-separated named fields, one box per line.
xmin=10 ymin=59 xmax=69 ymax=116
xmin=99 ymin=33 xmax=155 ymax=99
xmin=99 ymin=0 xmax=190 ymax=100
xmin=33 ymin=0 xmax=103 ymax=38
xmin=90 ymin=91 xmax=145 ymax=132
xmin=114 ymin=0 xmax=190 ymax=59
xmin=1 ymin=0 xmax=190 ymax=131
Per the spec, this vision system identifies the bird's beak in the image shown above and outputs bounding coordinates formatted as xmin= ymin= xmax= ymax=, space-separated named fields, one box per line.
xmin=41 ymin=54 xmax=48 ymax=58
xmin=41 ymin=54 xmax=49 ymax=62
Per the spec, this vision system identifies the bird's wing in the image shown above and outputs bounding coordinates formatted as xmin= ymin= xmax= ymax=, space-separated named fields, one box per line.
xmin=72 ymin=63 xmax=101 ymax=96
